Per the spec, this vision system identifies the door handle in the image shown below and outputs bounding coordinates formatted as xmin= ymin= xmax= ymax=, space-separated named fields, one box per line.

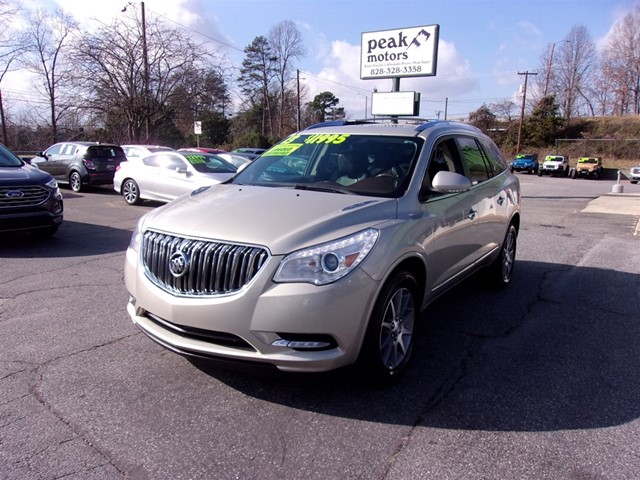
xmin=467 ymin=209 xmax=477 ymax=220
xmin=497 ymin=196 xmax=505 ymax=206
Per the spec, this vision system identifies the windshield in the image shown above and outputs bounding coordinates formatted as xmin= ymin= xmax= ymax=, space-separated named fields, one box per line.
xmin=86 ymin=145 xmax=126 ymax=160
xmin=231 ymin=133 xmax=422 ymax=198
xmin=0 ymin=144 xmax=23 ymax=167
xmin=579 ymin=158 xmax=598 ymax=164
xmin=183 ymin=153 xmax=237 ymax=174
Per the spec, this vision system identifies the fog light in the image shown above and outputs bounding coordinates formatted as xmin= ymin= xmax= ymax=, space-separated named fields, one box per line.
xmin=272 ymin=339 xmax=333 ymax=350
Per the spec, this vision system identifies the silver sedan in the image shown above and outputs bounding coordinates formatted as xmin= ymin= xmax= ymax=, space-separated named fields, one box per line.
xmin=114 ymin=151 xmax=236 ymax=205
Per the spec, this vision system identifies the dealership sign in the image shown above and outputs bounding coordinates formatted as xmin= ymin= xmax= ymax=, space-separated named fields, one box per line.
xmin=360 ymin=25 xmax=439 ymax=80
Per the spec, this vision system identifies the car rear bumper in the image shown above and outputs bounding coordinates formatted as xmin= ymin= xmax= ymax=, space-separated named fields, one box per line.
xmin=85 ymin=171 xmax=116 ymax=186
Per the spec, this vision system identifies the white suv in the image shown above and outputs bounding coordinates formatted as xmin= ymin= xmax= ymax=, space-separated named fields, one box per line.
xmin=124 ymin=119 xmax=521 ymax=382
xmin=539 ymin=155 xmax=570 ymax=176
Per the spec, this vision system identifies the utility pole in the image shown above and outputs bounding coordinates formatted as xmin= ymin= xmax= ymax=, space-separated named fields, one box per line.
xmin=296 ymin=69 xmax=301 ymax=131
xmin=544 ymin=40 xmax=568 ymax=98
xmin=516 ymin=71 xmax=537 ymax=155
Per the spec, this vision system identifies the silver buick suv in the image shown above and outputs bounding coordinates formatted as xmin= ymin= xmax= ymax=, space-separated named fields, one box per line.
xmin=124 ymin=119 xmax=521 ymax=382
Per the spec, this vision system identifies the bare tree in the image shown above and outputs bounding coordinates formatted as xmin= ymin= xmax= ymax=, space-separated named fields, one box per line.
xmin=23 ymin=8 xmax=78 ymax=144
xmin=588 ymin=66 xmax=614 ymax=116
xmin=490 ymin=99 xmax=518 ymax=122
xmin=601 ymin=6 xmax=640 ymax=115
xmin=553 ymin=25 xmax=597 ymax=121
xmin=0 ymin=1 xmax=27 ymax=146
xmin=268 ymin=21 xmax=306 ymax=137
xmin=72 ymin=6 xmax=211 ymax=143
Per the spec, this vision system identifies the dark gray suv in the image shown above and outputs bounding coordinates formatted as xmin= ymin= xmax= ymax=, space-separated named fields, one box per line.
xmin=31 ymin=142 xmax=126 ymax=192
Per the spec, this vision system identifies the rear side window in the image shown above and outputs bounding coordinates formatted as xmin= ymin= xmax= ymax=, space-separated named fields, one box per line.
xmin=456 ymin=136 xmax=491 ymax=184
xmin=61 ymin=144 xmax=77 ymax=155
xmin=478 ymin=138 xmax=507 ymax=174
xmin=143 ymin=154 xmax=161 ymax=167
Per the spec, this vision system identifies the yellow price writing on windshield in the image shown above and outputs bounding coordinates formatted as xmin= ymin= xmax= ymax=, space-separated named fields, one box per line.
xmin=303 ymin=134 xmax=349 ymax=145
xmin=263 ymin=144 xmax=303 ymax=156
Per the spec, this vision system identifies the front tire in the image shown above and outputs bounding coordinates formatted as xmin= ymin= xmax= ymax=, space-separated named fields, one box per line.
xmin=358 ymin=271 xmax=418 ymax=384
xmin=69 ymin=171 xmax=83 ymax=192
xmin=122 ymin=179 xmax=141 ymax=205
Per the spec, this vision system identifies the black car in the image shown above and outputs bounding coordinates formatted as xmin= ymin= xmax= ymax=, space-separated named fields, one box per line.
xmin=31 ymin=141 xmax=126 ymax=192
xmin=0 ymin=143 xmax=63 ymax=236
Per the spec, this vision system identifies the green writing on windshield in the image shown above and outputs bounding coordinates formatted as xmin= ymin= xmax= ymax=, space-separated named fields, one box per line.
xmin=185 ymin=154 xmax=206 ymax=164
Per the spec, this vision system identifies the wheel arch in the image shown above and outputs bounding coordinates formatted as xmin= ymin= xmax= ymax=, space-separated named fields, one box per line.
xmin=510 ymin=211 xmax=521 ymax=233
xmin=378 ymin=255 xmax=427 ymax=313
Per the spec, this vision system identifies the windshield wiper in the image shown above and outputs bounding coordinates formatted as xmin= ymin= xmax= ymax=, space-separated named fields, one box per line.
xmin=294 ymin=183 xmax=353 ymax=194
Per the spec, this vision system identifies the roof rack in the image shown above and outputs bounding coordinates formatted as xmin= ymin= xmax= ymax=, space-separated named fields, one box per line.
xmin=304 ymin=117 xmax=453 ymax=132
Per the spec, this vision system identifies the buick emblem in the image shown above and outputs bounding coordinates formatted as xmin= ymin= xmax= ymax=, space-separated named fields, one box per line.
xmin=6 ymin=190 xmax=24 ymax=198
xmin=169 ymin=251 xmax=190 ymax=278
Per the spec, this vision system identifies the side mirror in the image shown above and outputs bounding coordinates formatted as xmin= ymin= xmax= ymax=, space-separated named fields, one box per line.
xmin=431 ymin=171 xmax=472 ymax=193
xmin=175 ymin=167 xmax=189 ymax=175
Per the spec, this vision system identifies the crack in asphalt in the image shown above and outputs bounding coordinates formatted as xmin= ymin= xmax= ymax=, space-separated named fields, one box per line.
xmin=0 ymin=252 xmax=124 ymax=288
xmin=14 ymin=333 xmax=142 ymax=478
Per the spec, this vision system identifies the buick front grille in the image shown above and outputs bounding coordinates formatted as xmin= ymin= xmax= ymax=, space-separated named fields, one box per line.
xmin=142 ymin=230 xmax=269 ymax=296
xmin=0 ymin=185 xmax=50 ymax=208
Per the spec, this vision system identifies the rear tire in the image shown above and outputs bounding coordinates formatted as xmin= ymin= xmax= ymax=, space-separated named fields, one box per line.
xmin=69 ymin=171 xmax=83 ymax=192
xmin=487 ymin=224 xmax=517 ymax=287
xmin=357 ymin=271 xmax=418 ymax=384
xmin=122 ymin=179 xmax=141 ymax=205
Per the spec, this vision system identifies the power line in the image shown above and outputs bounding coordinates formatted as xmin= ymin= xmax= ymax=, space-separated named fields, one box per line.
xmin=145 ymin=6 xmax=244 ymax=54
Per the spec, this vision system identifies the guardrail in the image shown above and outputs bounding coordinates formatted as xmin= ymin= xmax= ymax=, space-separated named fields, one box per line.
xmin=14 ymin=151 xmax=38 ymax=163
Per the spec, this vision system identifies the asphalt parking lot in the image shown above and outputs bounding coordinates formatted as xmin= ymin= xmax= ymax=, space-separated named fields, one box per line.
xmin=1 ymin=175 xmax=639 ymax=479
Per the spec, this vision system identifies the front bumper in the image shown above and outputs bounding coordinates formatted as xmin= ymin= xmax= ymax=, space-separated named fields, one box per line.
xmin=0 ymin=194 xmax=64 ymax=233
xmin=124 ymin=246 xmax=380 ymax=372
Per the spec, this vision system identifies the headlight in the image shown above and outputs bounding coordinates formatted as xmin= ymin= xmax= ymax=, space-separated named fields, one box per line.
xmin=45 ymin=178 xmax=58 ymax=189
xmin=128 ymin=215 xmax=146 ymax=253
xmin=274 ymin=228 xmax=379 ymax=285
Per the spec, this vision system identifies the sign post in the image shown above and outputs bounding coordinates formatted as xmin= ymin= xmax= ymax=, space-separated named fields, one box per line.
xmin=194 ymin=121 xmax=202 ymax=147
xmin=360 ymin=25 xmax=439 ymax=118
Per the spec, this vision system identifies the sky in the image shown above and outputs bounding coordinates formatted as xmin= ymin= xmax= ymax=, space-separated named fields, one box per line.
xmin=6 ymin=0 xmax=640 ymax=122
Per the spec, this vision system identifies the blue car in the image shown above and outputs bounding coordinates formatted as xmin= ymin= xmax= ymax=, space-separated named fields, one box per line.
xmin=510 ymin=153 xmax=539 ymax=174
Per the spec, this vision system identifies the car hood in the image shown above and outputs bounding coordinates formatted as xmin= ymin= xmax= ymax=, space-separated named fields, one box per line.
xmin=140 ymin=184 xmax=398 ymax=254
xmin=197 ymin=172 xmax=237 ymax=183
xmin=0 ymin=164 xmax=53 ymax=185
